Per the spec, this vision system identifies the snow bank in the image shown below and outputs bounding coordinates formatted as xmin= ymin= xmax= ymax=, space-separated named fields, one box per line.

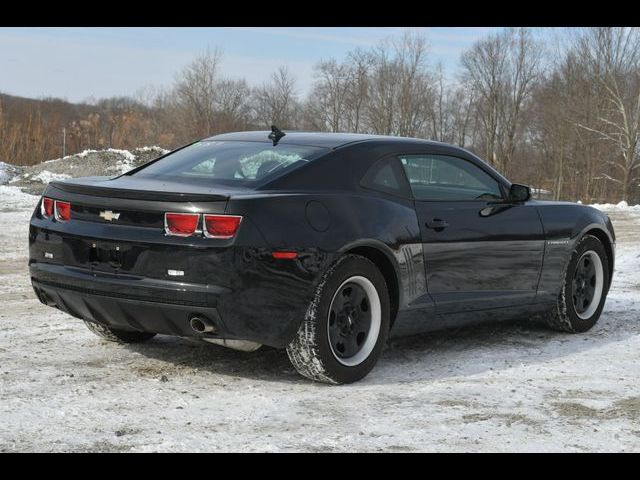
xmin=77 ymin=148 xmax=135 ymax=161
xmin=30 ymin=171 xmax=72 ymax=184
xmin=134 ymin=146 xmax=169 ymax=155
xmin=8 ymin=146 xmax=169 ymax=195
xmin=591 ymin=201 xmax=640 ymax=212
xmin=42 ymin=146 xmax=167 ymax=165
xmin=0 ymin=161 xmax=20 ymax=185
xmin=0 ymin=163 xmax=10 ymax=185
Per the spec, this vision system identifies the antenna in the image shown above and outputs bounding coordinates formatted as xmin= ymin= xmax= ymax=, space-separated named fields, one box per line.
xmin=268 ymin=125 xmax=286 ymax=146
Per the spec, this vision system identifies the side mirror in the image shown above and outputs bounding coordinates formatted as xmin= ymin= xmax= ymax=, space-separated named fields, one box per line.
xmin=508 ymin=183 xmax=531 ymax=203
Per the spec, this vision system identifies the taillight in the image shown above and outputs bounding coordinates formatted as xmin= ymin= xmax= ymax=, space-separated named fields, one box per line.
xmin=165 ymin=212 xmax=200 ymax=237
xmin=54 ymin=200 xmax=71 ymax=222
xmin=41 ymin=197 xmax=54 ymax=218
xmin=203 ymin=214 xmax=242 ymax=239
xmin=163 ymin=213 xmax=242 ymax=238
xmin=272 ymin=251 xmax=298 ymax=259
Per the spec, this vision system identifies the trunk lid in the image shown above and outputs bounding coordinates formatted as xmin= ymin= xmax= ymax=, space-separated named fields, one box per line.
xmin=35 ymin=176 xmax=248 ymax=281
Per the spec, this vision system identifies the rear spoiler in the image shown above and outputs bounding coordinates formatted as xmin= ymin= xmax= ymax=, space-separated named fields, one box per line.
xmin=48 ymin=181 xmax=229 ymax=203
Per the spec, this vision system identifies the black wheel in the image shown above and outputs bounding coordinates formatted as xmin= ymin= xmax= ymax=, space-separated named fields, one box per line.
xmin=83 ymin=320 xmax=156 ymax=344
xmin=544 ymin=234 xmax=610 ymax=333
xmin=286 ymin=254 xmax=390 ymax=384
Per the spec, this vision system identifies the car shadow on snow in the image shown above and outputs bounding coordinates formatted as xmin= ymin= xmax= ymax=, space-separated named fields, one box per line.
xmin=123 ymin=336 xmax=305 ymax=384
xmin=123 ymin=308 xmax=638 ymax=386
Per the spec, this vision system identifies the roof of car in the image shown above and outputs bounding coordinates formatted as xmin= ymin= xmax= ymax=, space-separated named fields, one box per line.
xmin=205 ymin=130 xmax=448 ymax=149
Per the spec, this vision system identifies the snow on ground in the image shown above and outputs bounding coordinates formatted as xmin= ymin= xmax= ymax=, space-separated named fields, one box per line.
xmin=77 ymin=148 xmax=136 ymax=161
xmin=0 ymin=185 xmax=38 ymax=211
xmin=0 ymin=187 xmax=639 ymax=452
xmin=592 ymin=200 xmax=640 ymax=213
xmin=0 ymin=162 xmax=20 ymax=185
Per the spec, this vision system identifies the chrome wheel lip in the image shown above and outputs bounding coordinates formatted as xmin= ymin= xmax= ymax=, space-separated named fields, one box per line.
xmin=327 ymin=275 xmax=381 ymax=367
xmin=572 ymin=250 xmax=604 ymax=320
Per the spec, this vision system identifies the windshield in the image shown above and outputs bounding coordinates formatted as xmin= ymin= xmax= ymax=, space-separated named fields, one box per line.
xmin=131 ymin=141 xmax=329 ymax=187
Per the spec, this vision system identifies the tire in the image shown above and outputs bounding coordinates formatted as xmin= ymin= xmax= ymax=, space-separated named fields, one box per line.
xmin=544 ymin=234 xmax=610 ymax=333
xmin=83 ymin=320 xmax=156 ymax=344
xmin=286 ymin=254 xmax=390 ymax=384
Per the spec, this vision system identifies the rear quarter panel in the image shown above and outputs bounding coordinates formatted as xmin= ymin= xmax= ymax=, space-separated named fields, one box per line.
xmin=226 ymin=190 xmax=427 ymax=316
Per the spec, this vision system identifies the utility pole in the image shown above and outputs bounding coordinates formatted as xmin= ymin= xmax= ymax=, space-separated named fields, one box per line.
xmin=62 ymin=127 xmax=66 ymax=158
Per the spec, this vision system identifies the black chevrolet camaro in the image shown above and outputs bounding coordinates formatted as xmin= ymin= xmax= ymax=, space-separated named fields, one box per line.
xmin=29 ymin=130 xmax=616 ymax=384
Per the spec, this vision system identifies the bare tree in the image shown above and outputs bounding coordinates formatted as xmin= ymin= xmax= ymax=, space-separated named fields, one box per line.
xmin=366 ymin=44 xmax=396 ymax=135
xmin=462 ymin=32 xmax=506 ymax=168
xmin=174 ymin=48 xmax=223 ymax=138
xmin=574 ymin=27 xmax=640 ymax=201
xmin=462 ymin=28 xmax=542 ymax=176
xmin=365 ymin=32 xmax=433 ymax=136
xmin=307 ymin=59 xmax=351 ymax=132
xmin=393 ymin=33 xmax=432 ymax=137
xmin=344 ymin=49 xmax=372 ymax=133
xmin=251 ymin=66 xmax=299 ymax=129
xmin=450 ymin=82 xmax=477 ymax=148
xmin=216 ymin=78 xmax=252 ymax=132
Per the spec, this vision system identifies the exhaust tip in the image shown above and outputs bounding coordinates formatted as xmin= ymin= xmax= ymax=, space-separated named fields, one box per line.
xmin=189 ymin=315 xmax=217 ymax=334
xmin=34 ymin=287 xmax=56 ymax=307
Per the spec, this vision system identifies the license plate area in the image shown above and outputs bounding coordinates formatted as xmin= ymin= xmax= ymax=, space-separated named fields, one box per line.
xmin=88 ymin=240 xmax=124 ymax=271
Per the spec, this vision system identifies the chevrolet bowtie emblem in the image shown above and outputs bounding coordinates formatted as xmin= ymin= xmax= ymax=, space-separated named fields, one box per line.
xmin=99 ymin=210 xmax=120 ymax=221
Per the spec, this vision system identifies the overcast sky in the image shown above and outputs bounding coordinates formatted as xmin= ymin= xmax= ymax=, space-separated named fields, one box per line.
xmin=0 ymin=27 xmax=506 ymax=103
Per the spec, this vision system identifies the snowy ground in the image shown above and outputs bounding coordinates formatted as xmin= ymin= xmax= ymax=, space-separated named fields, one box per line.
xmin=0 ymin=186 xmax=639 ymax=452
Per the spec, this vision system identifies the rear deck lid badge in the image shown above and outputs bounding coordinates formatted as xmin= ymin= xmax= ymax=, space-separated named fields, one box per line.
xmin=99 ymin=210 xmax=120 ymax=221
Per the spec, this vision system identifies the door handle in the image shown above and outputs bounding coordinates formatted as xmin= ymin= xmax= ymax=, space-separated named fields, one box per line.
xmin=425 ymin=218 xmax=449 ymax=231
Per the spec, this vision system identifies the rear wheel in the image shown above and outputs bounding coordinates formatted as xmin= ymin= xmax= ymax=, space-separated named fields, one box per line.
xmin=544 ymin=234 xmax=610 ymax=333
xmin=83 ymin=320 xmax=156 ymax=344
xmin=286 ymin=254 xmax=390 ymax=384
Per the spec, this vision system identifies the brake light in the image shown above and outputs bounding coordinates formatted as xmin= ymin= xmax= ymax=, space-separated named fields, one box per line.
xmin=272 ymin=251 xmax=298 ymax=259
xmin=203 ymin=214 xmax=242 ymax=239
xmin=165 ymin=212 xmax=200 ymax=237
xmin=54 ymin=200 xmax=71 ymax=222
xmin=41 ymin=197 xmax=54 ymax=218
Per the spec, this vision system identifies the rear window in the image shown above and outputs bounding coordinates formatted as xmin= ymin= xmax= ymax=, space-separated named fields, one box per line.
xmin=131 ymin=141 xmax=329 ymax=187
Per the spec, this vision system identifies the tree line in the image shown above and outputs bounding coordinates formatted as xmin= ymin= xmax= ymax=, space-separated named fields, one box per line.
xmin=1 ymin=27 xmax=638 ymax=203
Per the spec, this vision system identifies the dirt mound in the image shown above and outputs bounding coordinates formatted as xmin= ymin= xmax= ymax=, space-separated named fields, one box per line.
xmin=5 ymin=147 xmax=169 ymax=195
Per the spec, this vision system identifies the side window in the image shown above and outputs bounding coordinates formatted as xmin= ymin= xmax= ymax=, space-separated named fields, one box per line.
xmin=361 ymin=157 xmax=408 ymax=197
xmin=399 ymin=154 xmax=503 ymax=201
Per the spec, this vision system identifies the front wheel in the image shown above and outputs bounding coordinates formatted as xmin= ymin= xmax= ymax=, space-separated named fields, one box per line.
xmin=544 ymin=234 xmax=610 ymax=333
xmin=286 ymin=255 xmax=390 ymax=384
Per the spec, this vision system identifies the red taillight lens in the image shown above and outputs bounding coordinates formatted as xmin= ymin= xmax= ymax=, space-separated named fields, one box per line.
xmin=165 ymin=213 xmax=200 ymax=237
xmin=203 ymin=215 xmax=242 ymax=239
xmin=41 ymin=197 xmax=54 ymax=218
xmin=272 ymin=251 xmax=298 ymax=260
xmin=54 ymin=200 xmax=71 ymax=222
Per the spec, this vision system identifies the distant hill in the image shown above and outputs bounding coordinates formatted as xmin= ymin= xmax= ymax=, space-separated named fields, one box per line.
xmin=0 ymin=92 xmax=99 ymax=126
xmin=0 ymin=91 xmax=173 ymax=167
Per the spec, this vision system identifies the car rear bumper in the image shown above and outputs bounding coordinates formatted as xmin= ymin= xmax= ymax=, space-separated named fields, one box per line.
xmin=29 ymin=261 xmax=316 ymax=348
xmin=30 ymin=262 xmax=232 ymax=339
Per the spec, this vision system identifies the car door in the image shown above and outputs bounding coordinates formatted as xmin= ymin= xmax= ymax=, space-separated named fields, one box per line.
xmin=398 ymin=152 xmax=545 ymax=313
